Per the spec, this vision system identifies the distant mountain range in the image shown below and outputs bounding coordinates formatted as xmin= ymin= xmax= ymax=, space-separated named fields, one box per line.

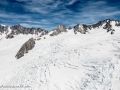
xmin=0 ymin=19 xmax=120 ymax=39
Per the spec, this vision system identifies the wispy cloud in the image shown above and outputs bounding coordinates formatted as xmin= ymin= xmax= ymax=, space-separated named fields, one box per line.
xmin=24 ymin=0 xmax=63 ymax=14
xmin=0 ymin=0 xmax=9 ymax=5
xmin=62 ymin=1 xmax=120 ymax=25
xmin=0 ymin=13 xmax=31 ymax=19
xmin=0 ymin=0 xmax=120 ymax=31
xmin=78 ymin=1 xmax=120 ymax=23
xmin=65 ymin=0 xmax=80 ymax=5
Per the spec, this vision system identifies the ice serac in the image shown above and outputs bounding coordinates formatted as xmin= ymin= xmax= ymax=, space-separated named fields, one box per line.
xmin=15 ymin=38 xmax=35 ymax=59
xmin=50 ymin=25 xmax=67 ymax=36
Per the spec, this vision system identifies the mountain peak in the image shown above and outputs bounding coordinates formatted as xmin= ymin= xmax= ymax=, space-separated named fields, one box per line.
xmin=50 ymin=25 xmax=67 ymax=36
xmin=0 ymin=19 xmax=120 ymax=38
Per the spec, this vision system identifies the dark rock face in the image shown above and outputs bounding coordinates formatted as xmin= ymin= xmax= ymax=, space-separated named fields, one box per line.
xmin=50 ymin=25 xmax=67 ymax=36
xmin=74 ymin=24 xmax=88 ymax=34
xmin=10 ymin=24 xmax=48 ymax=36
xmin=15 ymin=38 xmax=35 ymax=59
xmin=0 ymin=25 xmax=9 ymax=35
xmin=73 ymin=20 xmax=110 ymax=34
xmin=90 ymin=19 xmax=111 ymax=29
xmin=115 ymin=20 xmax=120 ymax=26
xmin=73 ymin=21 xmax=105 ymax=34
xmin=102 ymin=20 xmax=116 ymax=34
xmin=111 ymin=29 xmax=115 ymax=34
xmin=73 ymin=19 xmax=120 ymax=35
xmin=0 ymin=24 xmax=48 ymax=39
xmin=103 ymin=21 xmax=112 ymax=32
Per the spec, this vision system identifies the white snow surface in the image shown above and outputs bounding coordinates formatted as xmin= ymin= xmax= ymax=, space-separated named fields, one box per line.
xmin=0 ymin=25 xmax=120 ymax=90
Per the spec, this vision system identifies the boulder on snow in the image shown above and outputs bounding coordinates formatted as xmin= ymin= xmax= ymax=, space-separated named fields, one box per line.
xmin=0 ymin=25 xmax=9 ymax=34
xmin=111 ymin=29 xmax=115 ymax=35
xmin=37 ymin=37 xmax=41 ymax=40
xmin=6 ymin=33 xmax=14 ymax=39
xmin=15 ymin=38 xmax=35 ymax=59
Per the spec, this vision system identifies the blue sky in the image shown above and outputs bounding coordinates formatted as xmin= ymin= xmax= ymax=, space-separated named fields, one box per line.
xmin=0 ymin=0 xmax=120 ymax=31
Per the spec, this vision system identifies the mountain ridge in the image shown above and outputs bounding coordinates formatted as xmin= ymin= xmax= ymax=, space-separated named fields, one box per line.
xmin=0 ymin=19 xmax=120 ymax=37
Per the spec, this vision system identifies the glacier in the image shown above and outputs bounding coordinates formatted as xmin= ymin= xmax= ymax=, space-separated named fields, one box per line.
xmin=0 ymin=20 xmax=120 ymax=90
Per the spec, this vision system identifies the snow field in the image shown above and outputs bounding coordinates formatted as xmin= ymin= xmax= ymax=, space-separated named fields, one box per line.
xmin=0 ymin=23 xmax=120 ymax=90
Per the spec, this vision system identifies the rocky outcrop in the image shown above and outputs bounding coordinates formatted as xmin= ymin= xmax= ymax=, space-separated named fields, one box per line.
xmin=40 ymin=30 xmax=48 ymax=37
xmin=56 ymin=25 xmax=67 ymax=32
xmin=73 ymin=19 xmax=120 ymax=35
xmin=111 ymin=29 xmax=115 ymax=34
xmin=15 ymin=38 xmax=35 ymax=59
xmin=74 ymin=24 xmax=88 ymax=34
xmin=6 ymin=33 xmax=14 ymax=39
xmin=73 ymin=19 xmax=111 ymax=34
xmin=10 ymin=24 xmax=48 ymax=35
xmin=103 ymin=21 xmax=112 ymax=32
xmin=50 ymin=25 xmax=67 ymax=36
xmin=0 ymin=25 xmax=9 ymax=34
xmin=0 ymin=24 xmax=48 ymax=39
xmin=102 ymin=20 xmax=116 ymax=34
xmin=115 ymin=20 xmax=120 ymax=26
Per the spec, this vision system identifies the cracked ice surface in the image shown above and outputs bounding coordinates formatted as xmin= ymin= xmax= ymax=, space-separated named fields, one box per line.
xmin=0 ymin=29 xmax=120 ymax=90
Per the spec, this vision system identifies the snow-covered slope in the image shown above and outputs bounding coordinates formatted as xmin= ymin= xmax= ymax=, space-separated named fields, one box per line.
xmin=0 ymin=20 xmax=120 ymax=90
